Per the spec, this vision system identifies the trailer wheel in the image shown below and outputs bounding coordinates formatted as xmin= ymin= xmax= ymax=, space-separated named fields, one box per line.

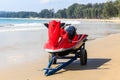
xmin=49 ymin=54 xmax=57 ymax=64
xmin=80 ymin=49 xmax=87 ymax=65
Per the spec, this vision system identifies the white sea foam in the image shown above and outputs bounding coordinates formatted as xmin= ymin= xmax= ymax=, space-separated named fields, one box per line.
xmin=0 ymin=27 xmax=46 ymax=32
xmin=0 ymin=23 xmax=46 ymax=32
xmin=13 ymin=23 xmax=43 ymax=27
xmin=61 ymin=20 xmax=81 ymax=25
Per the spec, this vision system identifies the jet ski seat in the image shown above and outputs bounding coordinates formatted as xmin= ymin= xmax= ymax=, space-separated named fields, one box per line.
xmin=65 ymin=26 xmax=76 ymax=40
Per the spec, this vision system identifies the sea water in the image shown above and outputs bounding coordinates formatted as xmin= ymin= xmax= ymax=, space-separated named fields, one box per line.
xmin=0 ymin=18 xmax=120 ymax=68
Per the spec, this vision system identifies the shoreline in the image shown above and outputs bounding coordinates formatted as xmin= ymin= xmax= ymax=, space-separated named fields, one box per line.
xmin=27 ymin=18 xmax=120 ymax=23
xmin=0 ymin=17 xmax=120 ymax=23
xmin=25 ymin=18 xmax=120 ymax=23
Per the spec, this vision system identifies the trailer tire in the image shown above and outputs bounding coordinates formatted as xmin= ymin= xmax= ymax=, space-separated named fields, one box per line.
xmin=80 ymin=49 xmax=87 ymax=65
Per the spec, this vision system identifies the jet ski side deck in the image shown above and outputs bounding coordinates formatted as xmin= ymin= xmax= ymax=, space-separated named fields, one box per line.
xmin=44 ymin=34 xmax=88 ymax=55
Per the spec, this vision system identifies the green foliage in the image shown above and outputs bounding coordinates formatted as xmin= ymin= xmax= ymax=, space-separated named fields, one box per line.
xmin=0 ymin=0 xmax=119 ymax=19
xmin=39 ymin=9 xmax=54 ymax=18
xmin=102 ymin=1 xmax=118 ymax=18
xmin=55 ymin=9 xmax=67 ymax=18
xmin=115 ymin=0 xmax=120 ymax=17
xmin=66 ymin=3 xmax=80 ymax=18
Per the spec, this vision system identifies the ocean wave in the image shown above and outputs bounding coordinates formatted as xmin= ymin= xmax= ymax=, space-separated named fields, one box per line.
xmin=0 ymin=20 xmax=81 ymax=32
xmin=0 ymin=27 xmax=46 ymax=32
xmin=0 ymin=22 xmax=44 ymax=27
xmin=0 ymin=24 xmax=14 ymax=27
xmin=13 ymin=23 xmax=44 ymax=27
xmin=0 ymin=23 xmax=47 ymax=32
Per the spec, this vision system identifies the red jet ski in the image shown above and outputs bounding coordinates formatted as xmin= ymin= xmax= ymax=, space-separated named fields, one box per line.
xmin=44 ymin=20 xmax=88 ymax=56
xmin=43 ymin=20 xmax=88 ymax=76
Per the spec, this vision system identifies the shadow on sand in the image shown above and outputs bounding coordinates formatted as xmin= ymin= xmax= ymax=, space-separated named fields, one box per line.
xmin=63 ymin=58 xmax=111 ymax=71
xmin=54 ymin=58 xmax=111 ymax=75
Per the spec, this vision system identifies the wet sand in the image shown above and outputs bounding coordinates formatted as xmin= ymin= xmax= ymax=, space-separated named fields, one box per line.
xmin=0 ymin=33 xmax=120 ymax=80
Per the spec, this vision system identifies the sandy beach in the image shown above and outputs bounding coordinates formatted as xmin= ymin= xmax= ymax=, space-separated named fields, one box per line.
xmin=0 ymin=32 xmax=120 ymax=80
xmin=31 ymin=18 xmax=120 ymax=23
xmin=0 ymin=18 xmax=119 ymax=80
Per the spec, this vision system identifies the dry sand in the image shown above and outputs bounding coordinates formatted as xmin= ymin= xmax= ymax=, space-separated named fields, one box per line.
xmin=24 ymin=18 xmax=120 ymax=23
xmin=0 ymin=33 xmax=120 ymax=80
xmin=79 ymin=18 xmax=120 ymax=23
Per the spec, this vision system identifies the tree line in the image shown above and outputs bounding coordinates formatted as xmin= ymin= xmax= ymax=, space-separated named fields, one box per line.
xmin=0 ymin=0 xmax=120 ymax=19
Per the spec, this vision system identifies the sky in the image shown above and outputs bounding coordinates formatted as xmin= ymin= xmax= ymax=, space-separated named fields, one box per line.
xmin=0 ymin=0 xmax=115 ymax=12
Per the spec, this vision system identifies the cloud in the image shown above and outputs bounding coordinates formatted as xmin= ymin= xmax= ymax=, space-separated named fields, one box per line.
xmin=39 ymin=0 xmax=50 ymax=4
xmin=39 ymin=0 xmax=59 ymax=4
